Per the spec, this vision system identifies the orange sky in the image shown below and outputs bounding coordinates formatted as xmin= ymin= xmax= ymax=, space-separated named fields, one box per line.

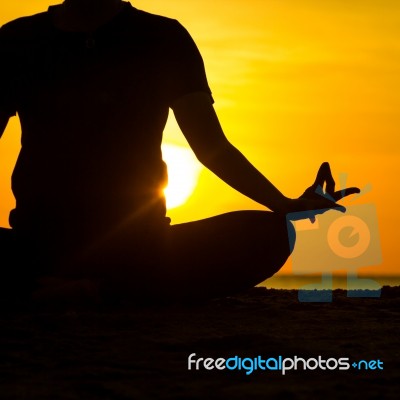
xmin=0 ymin=1 xmax=399 ymax=282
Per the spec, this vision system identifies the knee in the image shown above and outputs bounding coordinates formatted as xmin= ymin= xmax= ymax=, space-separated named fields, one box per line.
xmin=286 ymin=220 xmax=296 ymax=255
xmin=256 ymin=212 xmax=296 ymax=256
xmin=274 ymin=217 xmax=296 ymax=266
xmin=258 ymin=213 xmax=296 ymax=277
xmin=269 ymin=213 xmax=296 ymax=256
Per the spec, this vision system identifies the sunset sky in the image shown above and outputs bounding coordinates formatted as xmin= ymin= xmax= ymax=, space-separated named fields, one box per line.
xmin=0 ymin=1 xmax=399 ymax=283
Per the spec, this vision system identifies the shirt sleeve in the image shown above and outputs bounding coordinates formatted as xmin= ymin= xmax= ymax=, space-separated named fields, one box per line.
xmin=0 ymin=26 xmax=18 ymax=117
xmin=163 ymin=20 xmax=213 ymax=106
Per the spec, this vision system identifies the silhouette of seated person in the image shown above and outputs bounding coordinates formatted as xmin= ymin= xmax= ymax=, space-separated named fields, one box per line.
xmin=0 ymin=0 xmax=359 ymax=302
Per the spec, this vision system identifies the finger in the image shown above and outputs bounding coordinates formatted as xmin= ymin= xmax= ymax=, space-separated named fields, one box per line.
xmin=312 ymin=162 xmax=335 ymax=197
xmin=332 ymin=187 xmax=361 ymax=201
xmin=302 ymin=206 xmax=342 ymax=221
xmin=322 ymin=162 xmax=335 ymax=196
xmin=330 ymin=203 xmax=346 ymax=213
xmin=312 ymin=162 xmax=329 ymax=190
xmin=334 ymin=204 xmax=346 ymax=213
xmin=316 ymin=198 xmax=346 ymax=213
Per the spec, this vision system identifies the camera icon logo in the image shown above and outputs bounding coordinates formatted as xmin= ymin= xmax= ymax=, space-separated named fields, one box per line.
xmin=287 ymin=203 xmax=382 ymax=302
xmin=327 ymin=214 xmax=371 ymax=260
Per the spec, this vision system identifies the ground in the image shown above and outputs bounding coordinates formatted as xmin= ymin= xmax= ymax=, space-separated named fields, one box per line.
xmin=0 ymin=287 xmax=399 ymax=399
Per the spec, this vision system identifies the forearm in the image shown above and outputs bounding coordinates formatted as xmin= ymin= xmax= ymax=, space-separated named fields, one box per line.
xmin=200 ymin=141 xmax=288 ymax=212
xmin=173 ymin=94 xmax=288 ymax=211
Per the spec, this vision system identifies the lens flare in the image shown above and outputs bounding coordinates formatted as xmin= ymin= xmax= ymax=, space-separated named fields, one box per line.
xmin=162 ymin=144 xmax=202 ymax=209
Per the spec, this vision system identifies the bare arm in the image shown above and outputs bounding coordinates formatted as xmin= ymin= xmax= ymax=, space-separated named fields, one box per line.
xmin=172 ymin=92 xmax=289 ymax=212
xmin=172 ymin=92 xmax=359 ymax=215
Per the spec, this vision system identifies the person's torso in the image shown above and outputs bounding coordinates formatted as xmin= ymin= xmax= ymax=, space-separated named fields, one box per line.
xmin=7 ymin=3 xmax=175 ymax=240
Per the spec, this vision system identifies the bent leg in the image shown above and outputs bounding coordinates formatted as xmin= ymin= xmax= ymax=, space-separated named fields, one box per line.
xmin=165 ymin=211 xmax=295 ymax=299
xmin=49 ymin=212 xmax=294 ymax=303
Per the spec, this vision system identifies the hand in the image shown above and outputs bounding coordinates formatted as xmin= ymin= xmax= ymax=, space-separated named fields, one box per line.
xmin=283 ymin=162 xmax=360 ymax=221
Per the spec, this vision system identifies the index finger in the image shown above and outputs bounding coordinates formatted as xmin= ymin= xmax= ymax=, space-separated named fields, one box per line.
xmin=312 ymin=162 xmax=335 ymax=196
xmin=332 ymin=187 xmax=361 ymax=201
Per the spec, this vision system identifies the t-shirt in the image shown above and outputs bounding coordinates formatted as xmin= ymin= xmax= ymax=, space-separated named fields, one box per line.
xmin=0 ymin=2 xmax=212 ymax=254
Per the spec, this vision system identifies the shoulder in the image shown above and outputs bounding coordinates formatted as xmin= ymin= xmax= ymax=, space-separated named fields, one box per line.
xmin=130 ymin=7 xmax=179 ymax=29
xmin=127 ymin=6 xmax=189 ymax=39
xmin=0 ymin=11 xmax=49 ymax=43
xmin=1 ymin=12 xmax=49 ymax=34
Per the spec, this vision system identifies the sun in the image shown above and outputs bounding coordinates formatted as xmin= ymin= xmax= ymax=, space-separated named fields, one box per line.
xmin=161 ymin=144 xmax=202 ymax=209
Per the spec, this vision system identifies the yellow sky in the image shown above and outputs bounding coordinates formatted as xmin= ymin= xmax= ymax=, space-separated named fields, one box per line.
xmin=0 ymin=1 xmax=399 ymax=279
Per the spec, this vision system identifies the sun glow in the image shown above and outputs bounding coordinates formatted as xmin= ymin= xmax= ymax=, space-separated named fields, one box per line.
xmin=162 ymin=144 xmax=202 ymax=209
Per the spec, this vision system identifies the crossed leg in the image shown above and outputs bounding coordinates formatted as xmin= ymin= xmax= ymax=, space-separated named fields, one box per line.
xmin=0 ymin=211 xmax=296 ymax=303
xmin=162 ymin=210 xmax=295 ymax=299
